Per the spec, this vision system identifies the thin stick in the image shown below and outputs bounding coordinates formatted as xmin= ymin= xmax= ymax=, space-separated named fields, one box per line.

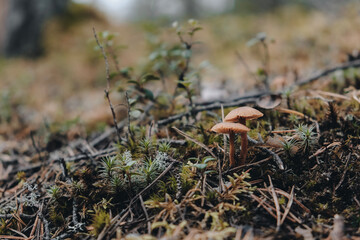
xmin=139 ymin=195 xmax=151 ymax=234
xmin=125 ymin=91 xmax=133 ymax=138
xmin=224 ymin=156 xmax=272 ymax=174
xmin=172 ymin=126 xmax=216 ymax=159
xmin=248 ymin=136 xmax=284 ymax=170
xmin=295 ymin=59 xmax=360 ymax=87
xmin=280 ymin=186 xmax=294 ymax=225
xmin=235 ymin=51 xmax=259 ymax=84
xmin=30 ymin=131 xmax=43 ymax=164
xmin=219 ymin=104 xmax=225 ymax=192
xmin=268 ymin=175 xmax=281 ymax=232
xmin=93 ymin=27 xmax=122 ymax=143
xmin=334 ymin=153 xmax=351 ymax=192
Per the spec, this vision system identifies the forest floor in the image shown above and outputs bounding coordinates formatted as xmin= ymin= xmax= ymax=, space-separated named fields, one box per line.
xmin=0 ymin=2 xmax=360 ymax=240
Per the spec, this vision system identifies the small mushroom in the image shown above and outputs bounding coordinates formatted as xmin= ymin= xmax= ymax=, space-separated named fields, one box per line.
xmin=211 ymin=122 xmax=250 ymax=167
xmin=224 ymin=107 xmax=263 ymax=165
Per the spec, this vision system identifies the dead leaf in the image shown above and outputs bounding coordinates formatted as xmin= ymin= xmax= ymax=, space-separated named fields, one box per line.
xmin=256 ymin=94 xmax=282 ymax=109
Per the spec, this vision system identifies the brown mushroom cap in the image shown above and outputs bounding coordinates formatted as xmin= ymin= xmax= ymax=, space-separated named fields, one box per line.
xmin=224 ymin=106 xmax=263 ymax=122
xmin=211 ymin=122 xmax=250 ymax=134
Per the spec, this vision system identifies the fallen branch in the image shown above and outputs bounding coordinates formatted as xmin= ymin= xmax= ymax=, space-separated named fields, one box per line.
xmin=295 ymin=59 xmax=360 ymax=87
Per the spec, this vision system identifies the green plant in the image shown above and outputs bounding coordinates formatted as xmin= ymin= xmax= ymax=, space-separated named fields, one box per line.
xmin=295 ymin=124 xmax=317 ymax=153
xmin=90 ymin=207 xmax=110 ymax=237
xmin=187 ymin=156 xmax=216 ymax=175
xmin=158 ymin=141 xmax=172 ymax=153
xmin=100 ymin=156 xmax=118 ymax=178
xmin=282 ymin=138 xmax=297 ymax=158
xmin=0 ymin=218 xmax=10 ymax=235
xmin=48 ymin=185 xmax=62 ymax=200
xmin=140 ymin=137 xmax=154 ymax=155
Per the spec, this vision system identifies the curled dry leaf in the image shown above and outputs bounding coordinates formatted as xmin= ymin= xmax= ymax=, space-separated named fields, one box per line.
xmin=256 ymin=94 xmax=282 ymax=109
xmin=266 ymin=135 xmax=285 ymax=148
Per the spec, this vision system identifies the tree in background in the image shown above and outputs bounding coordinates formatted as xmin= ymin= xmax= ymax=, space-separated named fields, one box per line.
xmin=0 ymin=0 xmax=69 ymax=58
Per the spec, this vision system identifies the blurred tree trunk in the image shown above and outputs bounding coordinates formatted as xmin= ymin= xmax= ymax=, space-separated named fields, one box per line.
xmin=183 ymin=0 xmax=199 ymax=18
xmin=0 ymin=0 xmax=69 ymax=58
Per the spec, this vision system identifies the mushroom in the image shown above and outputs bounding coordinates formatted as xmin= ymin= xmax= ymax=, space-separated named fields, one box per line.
xmin=211 ymin=122 xmax=250 ymax=167
xmin=224 ymin=107 xmax=263 ymax=165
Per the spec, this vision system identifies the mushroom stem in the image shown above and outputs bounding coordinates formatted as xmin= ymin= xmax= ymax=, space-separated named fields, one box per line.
xmin=229 ymin=131 xmax=235 ymax=167
xmin=240 ymin=132 xmax=248 ymax=165
xmin=239 ymin=118 xmax=248 ymax=165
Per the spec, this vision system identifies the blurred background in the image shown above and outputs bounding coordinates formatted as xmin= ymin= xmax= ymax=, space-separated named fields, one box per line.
xmin=0 ymin=0 xmax=359 ymax=138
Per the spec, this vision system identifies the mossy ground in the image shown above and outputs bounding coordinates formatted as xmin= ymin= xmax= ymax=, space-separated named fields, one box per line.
xmin=0 ymin=2 xmax=360 ymax=239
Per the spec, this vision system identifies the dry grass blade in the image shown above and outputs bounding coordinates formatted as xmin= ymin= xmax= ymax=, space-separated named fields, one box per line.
xmin=258 ymin=188 xmax=310 ymax=213
xmin=30 ymin=214 xmax=39 ymax=237
xmin=268 ymin=175 xmax=281 ymax=231
xmin=172 ymin=126 xmax=217 ymax=158
xmin=224 ymin=156 xmax=272 ymax=175
xmin=316 ymin=90 xmax=350 ymax=100
xmin=309 ymin=142 xmax=341 ymax=159
xmin=276 ymin=107 xmax=304 ymax=117
xmin=280 ymin=186 xmax=294 ymax=225
xmin=334 ymin=153 xmax=351 ymax=192
xmin=235 ymin=227 xmax=243 ymax=240
xmin=0 ymin=235 xmax=29 ymax=240
xmin=250 ymin=193 xmax=277 ymax=219
xmin=271 ymin=129 xmax=296 ymax=134
xmin=139 ymin=194 xmax=151 ymax=234
xmin=9 ymin=228 xmax=28 ymax=239
xmin=257 ymin=188 xmax=300 ymax=224
xmin=242 ymin=228 xmax=254 ymax=240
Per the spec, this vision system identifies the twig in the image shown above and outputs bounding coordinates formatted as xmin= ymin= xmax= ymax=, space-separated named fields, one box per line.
xmin=223 ymin=156 xmax=272 ymax=175
xmin=295 ymin=59 xmax=360 ymax=87
xmin=59 ymin=158 xmax=68 ymax=179
xmin=248 ymin=136 xmax=284 ymax=170
xmin=139 ymin=195 xmax=151 ymax=234
xmin=172 ymin=126 xmax=216 ymax=159
xmin=235 ymin=51 xmax=259 ymax=84
xmin=158 ymin=95 xmax=260 ymax=126
xmin=93 ymin=27 xmax=122 ymax=143
xmin=0 ymin=235 xmax=29 ymax=240
xmin=261 ymin=40 xmax=270 ymax=91
xmin=250 ymin=193 xmax=277 ymax=219
xmin=72 ymin=198 xmax=79 ymax=227
xmin=30 ymin=131 xmax=43 ymax=164
xmin=353 ymin=196 xmax=360 ymax=208
xmin=125 ymin=91 xmax=133 ymax=138
xmin=0 ymin=213 xmax=36 ymax=220
xmin=30 ymin=214 xmax=39 ymax=237
xmin=59 ymin=147 xmax=118 ymax=163
xmin=334 ymin=153 xmax=351 ymax=193
xmin=309 ymin=142 xmax=341 ymax=159
xmin=93 ymin=27 xmax=110 ymax=90
xmin=268 ymin=176 xmax=281 ymax=232
xmin=280 ymin=186 xmax=294 ymax=225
